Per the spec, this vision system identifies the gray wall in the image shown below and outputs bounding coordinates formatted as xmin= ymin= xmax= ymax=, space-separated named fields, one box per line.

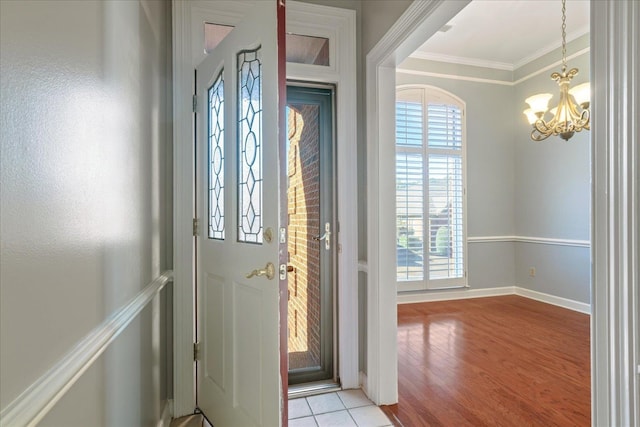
xmin=0 ymin=0 xmax=173 ymax=424
xmin=361 ymin=0 xmax=413 ymax=55
xmin=357 ymin=0 xmax=412 ymax=263
xmin=396 ymin=71 xmax=517 ymax=290
xmin=395 ymin=37 xmax=591 ymax=304
xmin=514 ymin=44 xmax=590 ymax=304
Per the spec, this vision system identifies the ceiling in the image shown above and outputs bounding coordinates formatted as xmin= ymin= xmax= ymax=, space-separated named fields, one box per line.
xmin=412 ymin=0 xmax=590 ymax=71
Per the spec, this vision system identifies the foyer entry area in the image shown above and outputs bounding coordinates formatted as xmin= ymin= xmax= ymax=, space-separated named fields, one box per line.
xmin=288 ymin=390 xmax=392 ymax=427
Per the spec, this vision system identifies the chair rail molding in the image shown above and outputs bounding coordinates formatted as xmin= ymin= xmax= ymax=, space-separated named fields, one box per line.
xmin=591 ymin=1 xmax=639 ymax=425
xmin=0 ymin=272 xmax=173 ymax=427
xmin=467 ymin=235 xmax=590 ymax=248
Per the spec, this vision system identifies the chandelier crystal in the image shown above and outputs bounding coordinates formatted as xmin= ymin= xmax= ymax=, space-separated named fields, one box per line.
xmin=523 ymin=0 xmax=590 ymax=141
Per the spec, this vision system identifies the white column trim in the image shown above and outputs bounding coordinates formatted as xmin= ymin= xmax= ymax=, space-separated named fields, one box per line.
xmin=591 ymin=0 xmax=639 ymax=425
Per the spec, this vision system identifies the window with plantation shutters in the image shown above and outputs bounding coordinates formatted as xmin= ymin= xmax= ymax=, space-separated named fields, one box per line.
xmin=396 ymin=86 xmax=467 ymax=291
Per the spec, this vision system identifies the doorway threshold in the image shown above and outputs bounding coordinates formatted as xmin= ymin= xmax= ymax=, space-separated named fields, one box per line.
xmin=288 ymin=380 xmax=341 ymax=399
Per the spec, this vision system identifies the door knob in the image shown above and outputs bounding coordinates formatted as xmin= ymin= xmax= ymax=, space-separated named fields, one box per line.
xmin=246 ymin=262 xmax=275 ymax=280
xmin=312 ymin=222 xmax=331 ymax=250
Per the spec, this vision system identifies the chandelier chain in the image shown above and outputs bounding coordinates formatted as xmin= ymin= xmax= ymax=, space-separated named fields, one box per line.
xmin=561 ymin=0 xmax=567 ymax=72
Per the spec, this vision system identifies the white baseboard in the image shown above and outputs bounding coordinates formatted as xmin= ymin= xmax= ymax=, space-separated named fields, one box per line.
xmin=397 ymin=286 xmax=515 ymax=304
xmin=514 ymin=287 xmax=591 ymax=314
xmin=157 ymin=399 xmax=173 ymax=427
xmin=397 ymin=285 xmax=591 ymax=314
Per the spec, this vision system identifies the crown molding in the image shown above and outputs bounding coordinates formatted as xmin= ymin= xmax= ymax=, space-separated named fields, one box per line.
xmin=398 ymin=47 xmax=589 ymax=87
xmin=513 ymin=26 xmax=590 ymax=70
xmin=396 ymin=67 xmax=513 ymax=86
xmin=408 ymin=51 xmax=514 ymax=71
xmin=409 ymin=26 xmax=590 ymax=73
xmin=513 ymin=47 xmax=590 ymax=85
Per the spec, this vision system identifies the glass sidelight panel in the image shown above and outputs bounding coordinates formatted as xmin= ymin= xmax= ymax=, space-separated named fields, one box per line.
xmin=208 ymin=71 xmax=225 ymax=240
xmin=238 ymin=48 xmax=263 ymax=243
xmin=286 ymin=86 xmax=334 ymax=385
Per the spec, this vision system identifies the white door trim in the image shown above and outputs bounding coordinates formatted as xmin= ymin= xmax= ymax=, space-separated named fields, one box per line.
xmin=172 ymin=0 xmax=197 ymax=416
xmin=172 ymin=1 xmax=358 ymax=416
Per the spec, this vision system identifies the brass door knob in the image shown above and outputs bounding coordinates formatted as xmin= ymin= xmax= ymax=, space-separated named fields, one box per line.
xmin=246 ymin=262 xmax=276 ymax=280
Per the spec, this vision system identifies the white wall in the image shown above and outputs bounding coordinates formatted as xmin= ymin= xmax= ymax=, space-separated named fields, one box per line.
xmin=0 ymin=0 xmax=172 ymax=424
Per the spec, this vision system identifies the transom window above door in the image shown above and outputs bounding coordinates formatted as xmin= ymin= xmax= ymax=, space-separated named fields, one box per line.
xmin=204 ymin=23 xmax=330 ymax=66
xmin=396 ymin=86 xmax=467 ymax=291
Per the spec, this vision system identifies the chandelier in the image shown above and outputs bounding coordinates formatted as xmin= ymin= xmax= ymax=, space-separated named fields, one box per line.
xmin=523 ymin=0 xmax=590 ymax=141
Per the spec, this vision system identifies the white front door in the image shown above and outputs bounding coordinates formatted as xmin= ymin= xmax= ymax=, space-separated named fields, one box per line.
xmin=195 ymin=1 xmax=286 ymax=425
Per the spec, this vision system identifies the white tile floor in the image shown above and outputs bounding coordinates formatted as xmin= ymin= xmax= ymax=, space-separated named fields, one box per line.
xmin=288 ymin=390 xmax=393 ymax=427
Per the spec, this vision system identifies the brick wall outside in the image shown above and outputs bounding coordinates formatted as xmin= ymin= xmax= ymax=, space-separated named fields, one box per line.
xmin=287 ymin=104 xmax=322 ymax=370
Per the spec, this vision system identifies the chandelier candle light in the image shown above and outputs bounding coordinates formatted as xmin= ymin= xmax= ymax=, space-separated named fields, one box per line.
xmin=523 ymin=0 xmax=590 ymax=141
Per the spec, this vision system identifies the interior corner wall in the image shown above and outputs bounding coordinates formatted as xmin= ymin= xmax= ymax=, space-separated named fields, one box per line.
xmin=395 ymin=72 xmax=517 ymax=290
xmin=513 ymin=50 xmax=591 ymax=305
xmin=0 ymin=0 xmax=173 ymax=424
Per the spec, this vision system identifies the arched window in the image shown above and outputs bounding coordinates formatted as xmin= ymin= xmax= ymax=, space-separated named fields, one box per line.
xmin=396 ymin=86 xmax=467 ymax=291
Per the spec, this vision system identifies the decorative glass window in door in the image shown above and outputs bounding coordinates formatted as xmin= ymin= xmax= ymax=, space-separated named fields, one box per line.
xmin=238 ymin=48 xmax=263 ymax=243
xmin=208 ymin=70 xmax=225 ymax=240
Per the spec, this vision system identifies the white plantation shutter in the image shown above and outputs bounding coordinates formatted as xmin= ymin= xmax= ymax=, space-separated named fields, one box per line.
xmin=396 ymin=151 xmax=424 ymax=281
xmin=396 ymin=87 xmax=467 ymax=291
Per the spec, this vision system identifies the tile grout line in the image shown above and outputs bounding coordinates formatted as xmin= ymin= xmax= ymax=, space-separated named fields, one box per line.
xmin=290 ymin=390 xmax=393 ymax=426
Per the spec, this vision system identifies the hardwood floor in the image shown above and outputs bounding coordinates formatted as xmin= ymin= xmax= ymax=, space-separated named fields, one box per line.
xmin=381 ymin=295 xmax=590 ymax=427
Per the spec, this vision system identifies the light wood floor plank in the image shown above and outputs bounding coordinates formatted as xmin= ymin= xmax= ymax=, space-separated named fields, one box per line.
xmin=381 ymin=295 xmax=590 ymax=427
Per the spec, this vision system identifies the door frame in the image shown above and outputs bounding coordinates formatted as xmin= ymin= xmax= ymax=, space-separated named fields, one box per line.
xmin=172 ymin=0 xmax=357 ymax=417
xmin=365 ymin=1 xmax=639 ymax=424
xmin=364 ymin=1 xmax=470 ymax=404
